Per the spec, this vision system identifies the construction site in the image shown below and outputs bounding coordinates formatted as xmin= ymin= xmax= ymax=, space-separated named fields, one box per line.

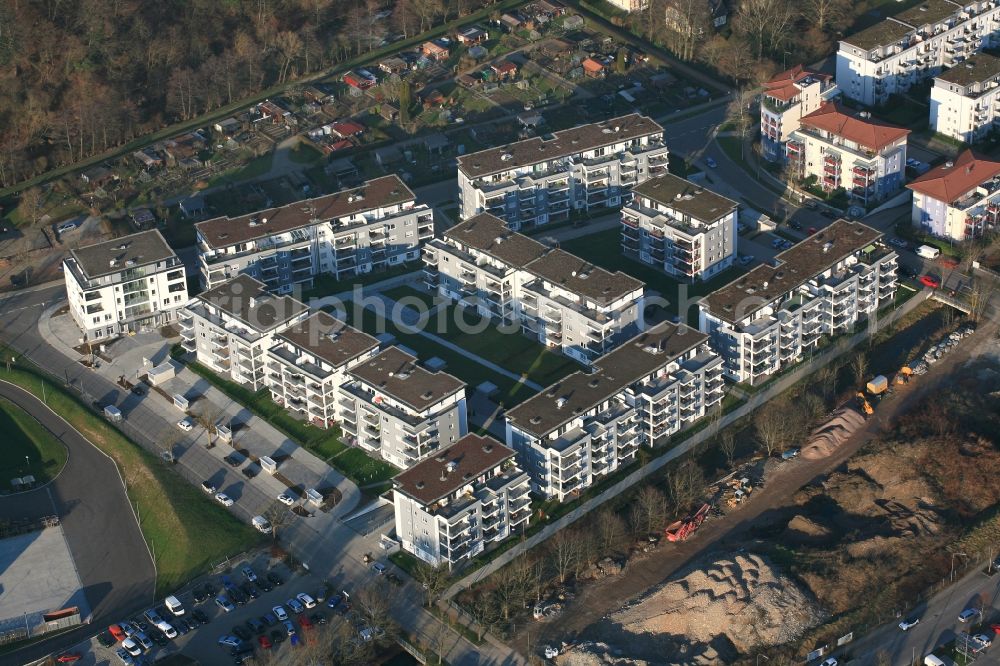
xmin=499 ymin=303 xmax=1000 ymax=665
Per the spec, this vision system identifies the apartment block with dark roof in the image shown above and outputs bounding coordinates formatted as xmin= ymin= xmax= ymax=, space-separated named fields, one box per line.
xmin=265 ymin=311 xmax=381 ymax=429
xmin=622 ymin=174 xmax=739 ymax=282
xmin=180 ymin=275 xmax=310 ymax=390
xmin=423 ymin=213 xmax=645 ymax=365
xmin=195 ymin=175 xmax=433 ymax=293
xmin=835 ymin=0 xmax=1000 ymax=107
xmin=456 ymin=114 xmax=668 ymax=231
xmin=697 ymin=220 xmax=897 ymax=385
xmin=64 ymin=230 xmax=188 ymax=340
xmin=930 ymin=53 xmax=1000 ymax=144
xmin=504 ymin=323 xmax=722 ymax=501
xmin=392 ymin=434 xmax=530 ymax=567
xmin=337 ymin=347 xmax=468 ymax=469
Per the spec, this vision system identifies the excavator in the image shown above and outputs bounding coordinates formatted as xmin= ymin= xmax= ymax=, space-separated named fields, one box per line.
xmin=856 ymin=391 xmax=874 ymax=416
xmin=665 ymin=504 xmax=711 ymax=542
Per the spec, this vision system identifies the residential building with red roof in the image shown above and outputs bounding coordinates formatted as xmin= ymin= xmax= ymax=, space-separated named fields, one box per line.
xmin=907 ymin=149 xmax=1000 ymax=240
xmin=760 ymin=65 xmax=839 ymax=162
xmin=787 ymin=102 xmax=909 ymax=205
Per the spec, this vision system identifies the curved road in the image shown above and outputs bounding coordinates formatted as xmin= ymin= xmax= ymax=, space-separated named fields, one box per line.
xmin=0 ymin=381 xmax=155 ymax=666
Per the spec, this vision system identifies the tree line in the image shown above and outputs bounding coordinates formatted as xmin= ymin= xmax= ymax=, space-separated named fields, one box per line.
xmin=0 ymin=0 xmax=495 ymax=190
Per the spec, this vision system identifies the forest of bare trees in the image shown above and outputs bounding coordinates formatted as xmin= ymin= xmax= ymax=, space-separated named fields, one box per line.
xmin=0 ymin=0 xmax=496 ymax=189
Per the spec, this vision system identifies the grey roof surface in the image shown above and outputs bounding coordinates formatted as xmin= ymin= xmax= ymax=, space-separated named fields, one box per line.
xmin=525 ymin=248 xmax=644 ymax=305
xmin=457 ymin=113 xmax=663 ymax=179
xmin=935 ymin=54 xmax=1000 ymax=87
xmin=700 ymin=219 xmax=883 ymax=324
xmin=276 ymin=311 xmax=379 ymax=368
xmin=196 ymin=274 xmax=308 ymax=332
xmin=444 ymin=213 xmax=548 ymax=268
xmin=506 ymin=322 xmax=703 ymax=437
xmin=349 ymin=347 xmax=465 ymax=412
xmin=840 ymin=19 xmax=913 ymax=51
xmin=393 ymin=434 xmax=515 ymax=505
xmin=70 ymin=230 xmax=177 ymax=279
xmin=632 ymin=173 xmax=738 ymax=223
xmin=895 ymin=0 xmax=960 ymax=27
xmin=196 ymin=175 xmax=414 ymax=249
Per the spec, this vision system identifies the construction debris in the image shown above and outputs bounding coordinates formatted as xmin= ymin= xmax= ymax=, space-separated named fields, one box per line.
xmin=800 ymin=407 xmax=866 ymax=459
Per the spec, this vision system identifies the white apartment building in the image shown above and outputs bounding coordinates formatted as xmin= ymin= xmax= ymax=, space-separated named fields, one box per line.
xmin=836 ymin=0 xmax=1000 ymax=107
xmin=456 ymin=114 xmax=669 ymax=230
xmin=698 ymin=220 xmax=898 ymax=385
xmin=195 ymin=175 xmax=433 ymax=292
xmin=787 ymin=102 xmax=909 ymax=205
xmin=392 ymin=434 xmax=531 ymax=568
xmin=608 ymin=0 xmax=648 ymax=10
xmin=424 ymin=213 xmax=645 ymax=364
xmin=505 ymin=323 xmax=723 ymax=501
xmin=180 ymin=275 xmax=309 ymax=390
xmin=63 ymin=230 xmax=188 ymax=340
xmin=621 ymin=173 xmax=738 ymax=282
xmin=266 ymin=311 xmax=380 ymax=429
xmin=760 ymin=65 xmax=839 ymax=162
xmin=337 ymin=347 xmax=468 ymax=469
xmin=908 ymin=148 xmax=1000 ymax=239
xmin=930 ymin=53 xmax=1000 ymax=142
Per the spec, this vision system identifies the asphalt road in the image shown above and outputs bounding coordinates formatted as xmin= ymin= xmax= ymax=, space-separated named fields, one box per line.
xmin=0 ymin=382 xmax=155 ymax=666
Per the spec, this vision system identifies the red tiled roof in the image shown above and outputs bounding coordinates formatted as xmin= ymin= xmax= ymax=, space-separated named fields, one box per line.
xmin=763 ymin=65 xmax=831 ymax=103
xmin=582 ymin=57 xmax=605 ymax=72
xmin=799 ymin=102 xmax=909 ymax=152
xmin=907 ymin=149 xmax=1000 ymax=204
xmin=492 ymin=60 xmax=518 ymax=74
xmin=331 ymin=121 xmax=365 ymax=137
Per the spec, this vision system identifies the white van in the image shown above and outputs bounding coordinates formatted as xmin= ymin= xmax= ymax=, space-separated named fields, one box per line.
xmin=916 ymin=245 xmax=941 ymax=260
xmin=164 ymin=595 xmax=185 ymax=616
xmin=252 ymin=515 xmax=272 ymax=534
xmin=923 ymin=654 xmax=946 ymax=666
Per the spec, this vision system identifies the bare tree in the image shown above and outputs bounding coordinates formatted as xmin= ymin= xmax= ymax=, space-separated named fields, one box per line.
xmin=262 ymin=500 xmax=293 ymax=541
xmin=664 ymin=0 xmax=711 ymax=61
xmin=719 ymin=430 xmax=737 ymax=469
xmin=813 ymin=362 xmax=837 ymax=404
xmin=548 ymin=528 xmax=581 ymax=585
xmin=754 ymin=400 xmax=791 ymax=457
xmin=595 ymin=507 xmax=626 ymax=553
xmin=413 ymin=561 xmax=450 ymax=607
xmin=734 ymin=0 xmax=795 ymax=59
xmin=665 ymin=460 xmax=705 ymax=512
xmin=19 ymin=186 xmax=44 ymax=226
xmin=850 ymin=351 xmax=869 ymax=387
xmin=633 ymin=485 xmax=669 ymax=535
xmin=355 ymin=581 xmax=396 ymax=640
xmin=968 ymin=283 xmax=995 ymax=323
xmin=804 ymin=0 xmax=849 ymax=31
xmin=726 ymin=87 xmax=758 ymax=160
xmin=468 ymin=591 xmax=500 ymax=642
xmin=491 ymin=555 xmax=533 ymax=619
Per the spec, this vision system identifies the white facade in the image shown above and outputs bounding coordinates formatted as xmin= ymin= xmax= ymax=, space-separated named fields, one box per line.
xmin=836 ymin=0 xmax=1000 ymax=107
xmin=608 ymin=0 xmax=648 ymax=10
xmin=64 ymin=230 xmax=187 ymax=340
xmin=266 ymin=311 xmax=381 ymax=429
xmin=392 ymin=435 xmax=531 ymax=568
xmin=929 ymin=53 xmax=1000 ymax=142
xmin=908 ymin=149 xmax=1000 ymax=239
xmin=180 ymin=275 xmax=309 ymax=390
xmin=787 ymin=103 xmax=908 ymax=204
xmin=457 ymin=114 xmax=668 ymax=230
xmin=621 ymin=173 xmax=738 ymax=281
xmin=699 ymin=220 xmax=898 ymax=385
xmin=760 ymin=66 xmax=839 ymax=162
xmin=337 ymin=347 xmax=468 ymax=469
xmin=505 ymin=323 xmax=723 ymax=501
xmin=424 ymin=213 xmax=645 ymax=364
xmin=196 ymin=175 xmax=433 ymax=292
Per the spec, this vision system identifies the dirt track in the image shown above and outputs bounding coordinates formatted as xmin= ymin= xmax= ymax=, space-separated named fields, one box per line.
xmin=521 ymin=319 xmax=999 ymax=655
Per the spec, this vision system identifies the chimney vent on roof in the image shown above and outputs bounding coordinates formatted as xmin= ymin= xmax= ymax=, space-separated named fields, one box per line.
xmin=415 ymin=481 xmax=425 ymax=489
xmin=261 ymin=217 xmax=267 ymax=224
xmin=482 ymin=443 xmax=493 ymax=453
xmin=118 ymin=243 xmax=128 ymax=250
xmin=945 ymin=160 xmax=954 ymax=168
xmin=530 ymin=416 xmax=543 ymax=424
xmin=555 ymin=397 xmax=568 ymax=409
xmin=823 ymin=241 xmax=833 ymax=253
xmin=446 ymin=461 xmax=458 ymax=473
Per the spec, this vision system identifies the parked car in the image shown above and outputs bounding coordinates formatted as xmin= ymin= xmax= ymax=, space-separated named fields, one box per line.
xmin=56 ymin=654 xmax=82 ymax=663
xmin=218 ymin=635 xmax=241 ymax=648
xmin=241 ymin=582 xmax=259 ymax=599
xmin=898 ymin=618 xmax=919 ymax=631
xmin=262 ymin=613 xmax=278 ymax=626
xmin=135 ymin=632 xmax=153 ymax=651
xmin=176 ymin=418 xmax=193 ymax=432
xmin=246 ymin=618 xmax=266 ymax=635
xmin=267 ymin=572 xmax=283 ymax=587
xmin=258 ymin=635 xmax=273 ymax=650
xmin=920 ymin=275 xmax=941 ymax=289
xmin=738 ymin=255 xmax=754 ymax=266
xmin=121 ymin=638 xmax=142 ymax=657
xmin=270 ymin=629 xmax=285 ymax=644
xmin=242 ymin=566 xmax=258 ymax=583
xmin=781 ymin=447 xmax=800 ymax=461
xmin=232 ymin=625 xmax=252 ymax=641
xmin=326 ymin=594 xmax=343 ymax=609
xmin=224 ymin=455 xmax=241 ymax=467
xmin=216 ymin=596 xmax=236 ymax=613
xmin=888 ymin=237 xmax=908 ymax=249
xmin=193 ymin=586 xmax=210 ymax=603
xmin=299 ymin=614 xmax=313 ymax=630
xmin=371 ymin=563 xmax=386 ymax=575
xmin=960 ymin=608 xmax=982 ymax=622
xmin=973 ymin=634 xmax=993 ymax=648
xmin=309 ymin=612 xmax=327 ymax=625
xmin=215 ymin=492 xmax=235 ymax=507
xmin=277 ymin=493 xmax=295 ymax=506
xmin=109 ymin=624 xmax=127 ymax=642
xmin=201 ymin=481 xmax=216 ymax=494
xmin=272 ymin=605 xmax=288 ymax=622
xmin=296 ymin=592 xmax=317 ymax=609
xmin=287 ymin=598 xmax=306 ymax=614
xmin=192 ymin=609 xmax=210 ymax=624
xmin=114 ymin=648 xmax=133 ymax=665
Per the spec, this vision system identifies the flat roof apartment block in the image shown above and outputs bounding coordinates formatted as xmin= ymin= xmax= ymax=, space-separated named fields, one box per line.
xmin=457 ymin=114 xmax=669 ymax=230
xmin=622 ymin=174 xmax=739 ymax=282
xmin=930 ymin=54 xmax=1000 ymax=143
xmin=195 ymin=175 xmax=433 ymax=292
xmin=393 ymin=434 xmax=530 ymax=567
xmin=181 ymin=274 xmax=310 ymax=390
xmin=63 ymin=230 xmax=188 ymax=340
xmin=424 ymin=213 xmax=645 ymax=365
xmin=338 ymin=347 xmax=468 ymax=469
xmin=505 ymin=322 xmax=723 ymax=501
xmin=836 ymin=0 xmax=1000 ymax=106
xmin=266 ymin=311 xmax=381 ymax=429
xmin=698 ymin=219 xmax=898 ymax=385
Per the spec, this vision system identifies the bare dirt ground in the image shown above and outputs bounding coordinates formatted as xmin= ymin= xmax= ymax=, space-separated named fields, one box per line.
xmin=0 ymin=215 xmax=105 ymax=290
xmin=530 ymin=320 xmax=1000 ymax=663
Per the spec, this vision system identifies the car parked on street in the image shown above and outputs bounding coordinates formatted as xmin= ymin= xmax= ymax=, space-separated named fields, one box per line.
xmin=296 ymin=592 xmax=316 ymax=609
xmin=272 ymin=605 xmax=288 ymax=621
xmin=960 ymin=608 xmax=982 ymax=623
xmin=898 ymin=618 xmax=919 ymax=631
xmin=215 ymin=596 xmax=235 ymax=613
xmin=215 ymin=492 xmax=234 ymax=507
xmin=920 ymin=275 xmax=941 ymax=289
xmin=287 ymin=598 xmax=305 ymax=614
xmin=267 ymin=572 xmax=283 ymax=587
xmin=218 ymin=635 xmax=241 ymax=648
xmin=176 ymin=418 xmax=193 ymax=432
xmin=277 ymin=493 xmax=295 ymax=506
xmin=242 ymin=566 xmax=258 ymax=582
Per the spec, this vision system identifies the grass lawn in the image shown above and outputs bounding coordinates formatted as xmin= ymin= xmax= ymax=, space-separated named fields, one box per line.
xmin=559 ymin=228 xmax=743 ymax=326
xmin=300 ymin=262 xmax=422 ymax=301
xmin=207 ymin=152 xmax=275 ymax=188
xmin=288 ymin=142 xmax=323 ymax=165
xmin=0 ymin=397 xmax=68 ymax=483
xmin=173 ymin=350 xmax=398 ymax=485
xmin=0 ymin=363 xmax=260 ymax=596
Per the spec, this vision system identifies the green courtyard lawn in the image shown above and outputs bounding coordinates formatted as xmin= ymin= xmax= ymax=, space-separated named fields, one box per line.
xmin=0 ymin=397 xmax=68 ymax=484
xmin=0 ymin=360 xmax=260 ymax=596
xmin=300 ymin=262 xmax=422 ymax=301
xmin=558 ymin=228 xmax=744 ymax=326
